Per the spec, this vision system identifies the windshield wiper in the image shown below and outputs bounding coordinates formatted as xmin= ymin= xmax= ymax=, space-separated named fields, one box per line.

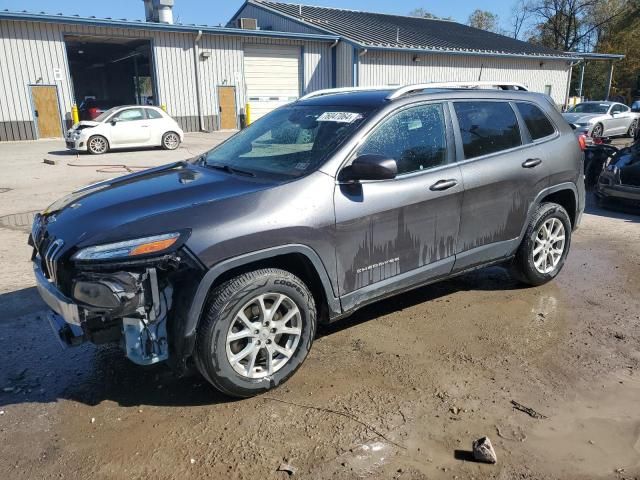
xmin=205 ymin=163 xmax=256 ymax=177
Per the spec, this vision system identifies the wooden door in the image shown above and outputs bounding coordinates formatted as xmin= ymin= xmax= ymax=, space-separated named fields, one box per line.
xmin=31 ymin=86 xmax=62 ymax=138
xmin=217 ymin=86 xmax=237 ymax=130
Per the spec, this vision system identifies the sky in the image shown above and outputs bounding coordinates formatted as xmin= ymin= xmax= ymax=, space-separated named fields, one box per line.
xmin=0 ymin=0 xmax=516 ymax=29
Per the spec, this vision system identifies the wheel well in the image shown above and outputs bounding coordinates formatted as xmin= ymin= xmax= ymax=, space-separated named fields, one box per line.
xmin=210 ymin=253 xmax=330 ymax=324
xmin=540 ymin=189 xmax=576 ymax=227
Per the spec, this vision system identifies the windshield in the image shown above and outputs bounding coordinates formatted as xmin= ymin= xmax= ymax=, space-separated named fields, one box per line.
xmin=203 ymin=105 xmax=372 ymax=179
xmin=569 ymin=103 xmax=610 ymax=114
xmin=94 ymin=107 xmax=120 ymax=123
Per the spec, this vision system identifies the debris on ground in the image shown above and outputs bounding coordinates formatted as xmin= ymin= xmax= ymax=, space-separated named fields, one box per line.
xmin=0 ymin=410 xmax=5 ymax=415
xmin=43 ymin=159 xmax=57 ymax=165
xmin=510 ymin=400 xmax=548 ymax=419
xmin=277 ymin=462 xmax=297 ymax=476
xmin=90 ymin=418 xmax=95 ymax=424
xmin=190 ymin=458 xmax=196 ymax=465
xmin=472 ymin=436 xmax=497 ymax=464
xmin=450 ymin=406 xmax=460 ymax=415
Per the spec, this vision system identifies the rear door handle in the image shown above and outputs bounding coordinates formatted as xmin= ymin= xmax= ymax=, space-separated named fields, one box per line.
xmin=429 ymin=179 xmax=458 ymax=191
xmin=522 ymin=158 xmax=542 ymax=168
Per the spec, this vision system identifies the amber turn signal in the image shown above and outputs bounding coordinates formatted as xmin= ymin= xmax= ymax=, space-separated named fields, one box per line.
xmin=129 ymin=237 xmax=179 ymax=256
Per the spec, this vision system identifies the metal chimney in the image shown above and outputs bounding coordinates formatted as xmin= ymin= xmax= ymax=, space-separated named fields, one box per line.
xmin=142 ymin=0 xmax=154 ymax=21
xmin=155 ymin=0 xmax=174 ymax=24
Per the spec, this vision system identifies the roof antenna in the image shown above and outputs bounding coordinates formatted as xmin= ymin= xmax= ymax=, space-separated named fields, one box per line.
xmin=396 ymin=27 xmax=400 ymax=43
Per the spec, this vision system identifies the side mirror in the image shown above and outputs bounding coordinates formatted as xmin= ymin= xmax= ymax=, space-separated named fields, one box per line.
xmin=339 ymin=154 xmax=397 ymax=182
xmin=110 ymin=118 xmax=118 ymax=125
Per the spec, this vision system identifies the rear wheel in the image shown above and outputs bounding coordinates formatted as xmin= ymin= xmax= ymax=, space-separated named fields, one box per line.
xmin=87 ymin=135 xmax=109 ymax=155
xmin=512 ymin=203 xmax=572 ymax=286
xmin=591 ymin=123 xmax=604 ymax=139
xmin=627 ymin=120 xmax=638 ymax=138
xmin=161 ymin=131 xmax=180 ymax=150
xmin=195 ymin=268 xmax=316 ymax=398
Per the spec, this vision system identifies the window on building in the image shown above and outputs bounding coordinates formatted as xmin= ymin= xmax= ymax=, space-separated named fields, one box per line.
xmin=357 ymin=103 xmax=448 ymax=175
xmin=454 ymin=101 xmax=521 ymax=159
xmin=516 ymin=103 xmax=555 ymax=140
xmin=114 ymin=108 xmax=145 ymax=122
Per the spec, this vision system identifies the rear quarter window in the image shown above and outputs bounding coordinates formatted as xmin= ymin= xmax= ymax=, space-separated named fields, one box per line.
xmin=454 ymin=101 xmax=521 ymax=159
xmin=516 ymin=102 xmax=556 ymax=140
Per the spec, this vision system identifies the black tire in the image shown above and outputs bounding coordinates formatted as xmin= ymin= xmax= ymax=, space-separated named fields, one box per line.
xmin=627 ymin=120 xmax=638 ymax=138
xmin=511 ymin=203 xmax=572 ymax=286
xmin=87 ymin=135 xmax=109 ymax=155
xmin=591 ymin=123 xmax=604 ymax=139
xmin=161 ymin=131 xmax=180 ymax=150
xmin=195 ymin=268 xmax=316 ymax=398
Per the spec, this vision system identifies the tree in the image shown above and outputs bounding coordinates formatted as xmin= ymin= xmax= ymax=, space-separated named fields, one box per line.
xmin=522 ymin=0 xmax=629 ymax=51
xmin=408 ymin=8 xmax=438 ymax=19
xmin=468 ymin=9 xmax=501 ymax=33
xmin=509 ymin=0 xmax=531 ymax=39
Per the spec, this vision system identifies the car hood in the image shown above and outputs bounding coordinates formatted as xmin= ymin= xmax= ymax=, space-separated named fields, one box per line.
xmin=562 ymin=113 xmax=601 ymax=124
xmin=37 ymin=161 xmax=278 ymax=250
xmin=70 ymin=121 xmax=100 ymax=131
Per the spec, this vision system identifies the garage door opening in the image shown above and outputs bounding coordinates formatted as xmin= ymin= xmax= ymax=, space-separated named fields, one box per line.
xmin=64 ymin=35 xmax=155 ymax=121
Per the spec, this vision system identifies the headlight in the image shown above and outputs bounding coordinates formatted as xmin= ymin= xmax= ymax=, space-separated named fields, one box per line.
xmin=72 ymin=232 xmax=182 ymax=261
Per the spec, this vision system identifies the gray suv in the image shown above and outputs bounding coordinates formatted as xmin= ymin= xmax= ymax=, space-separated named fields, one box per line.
xmin=31 ymin=84 xmax=585 ymax=397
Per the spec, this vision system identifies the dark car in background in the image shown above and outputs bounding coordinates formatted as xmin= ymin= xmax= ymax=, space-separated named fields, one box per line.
xmin=597 ymin=132 xmax=640 ymax=207
xmin=30 ymin=83 xmax=585 ymax=398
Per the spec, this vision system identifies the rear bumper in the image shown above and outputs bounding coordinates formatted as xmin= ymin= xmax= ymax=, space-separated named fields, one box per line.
xmin=33 ymin=261 xmax=81 ymax=326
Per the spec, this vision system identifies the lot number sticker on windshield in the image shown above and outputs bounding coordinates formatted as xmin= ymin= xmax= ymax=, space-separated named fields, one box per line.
xmin=317 ymin=112 xmax=362 ymax=123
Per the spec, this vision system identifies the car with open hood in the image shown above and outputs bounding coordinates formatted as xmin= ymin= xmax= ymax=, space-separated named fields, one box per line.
xmin=65 ymin=105 xmax=184 ymax=154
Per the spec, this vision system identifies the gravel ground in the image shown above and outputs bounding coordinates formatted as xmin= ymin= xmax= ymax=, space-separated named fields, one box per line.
xmin=0 ymin=135 xmax=639 ymax=480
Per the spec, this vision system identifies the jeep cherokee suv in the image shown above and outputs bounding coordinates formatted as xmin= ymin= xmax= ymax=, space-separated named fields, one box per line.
xmin=31 ymin=83 xmax=585 ymax=398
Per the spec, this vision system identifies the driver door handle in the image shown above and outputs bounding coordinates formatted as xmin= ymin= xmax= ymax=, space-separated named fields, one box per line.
xmin=522 ymin=158 xmax=542 ymax=168
xmin=430 ymin=179 xmax=458 ymax=191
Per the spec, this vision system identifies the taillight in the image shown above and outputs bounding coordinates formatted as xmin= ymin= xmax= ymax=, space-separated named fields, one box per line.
xmin=578 ymin=134 xmax=587 ymax=151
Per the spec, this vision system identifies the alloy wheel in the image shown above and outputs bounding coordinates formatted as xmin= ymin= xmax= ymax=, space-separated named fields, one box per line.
xmin=591 ymin=124 xmax=603 ymax=138
xmin=164 ymin=133 xmax=179 ymax=150
xmin=89 ymin=136 xmax=107 ymax=154
xmin=532 ymin=217 xmax=566 ymax=274
xmin=225 ymin=293 xmax=302 ymax=379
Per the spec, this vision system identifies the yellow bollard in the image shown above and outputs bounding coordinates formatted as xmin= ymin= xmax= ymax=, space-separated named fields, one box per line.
xmin=71 ymin=104 xmax=79 ymax=125
xmin=161 ymin=104 xmax=167 ymax=112
xmin=245 ymin=103 xmax=251 ymax=125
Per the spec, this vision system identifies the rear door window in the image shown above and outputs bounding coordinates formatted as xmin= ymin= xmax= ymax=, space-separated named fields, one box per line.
xmin=146 ymin=108 xmax=164 ymax=119
xmin=516 ymin=102 xmax=555 ymax=140
xmin=454 ymin=101 xmax=521 ymax=159
xmin=357 ymin=103 xmax=448 ymax=175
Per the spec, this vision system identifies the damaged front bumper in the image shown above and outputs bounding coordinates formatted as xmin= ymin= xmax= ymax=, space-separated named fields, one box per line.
xmin=33 ymin=259 xmax=172 ymax=366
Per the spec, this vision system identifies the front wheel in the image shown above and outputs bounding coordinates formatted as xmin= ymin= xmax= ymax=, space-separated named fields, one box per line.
xmin=195 ymin=268 xmax=317 ymax=398
xmin=87 ymin=135 xmax=109 ymax=155
xmin=511 ymin=203 xmax=572 ymax=286
xmin=591 ymin=123 xmax=604 ymax=139
xmin=161 ymin=131 xmax=180 ymax=150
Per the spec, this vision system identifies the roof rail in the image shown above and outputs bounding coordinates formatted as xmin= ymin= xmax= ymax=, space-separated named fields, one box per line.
xmin=386 ymin=81 xmax=529 ymax=100
xmin=299 ymin=86 xmax=392 ymax=100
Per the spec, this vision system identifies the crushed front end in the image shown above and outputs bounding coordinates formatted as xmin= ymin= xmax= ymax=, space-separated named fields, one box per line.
xmin=30 ymin=213 xmax=204 ymax=369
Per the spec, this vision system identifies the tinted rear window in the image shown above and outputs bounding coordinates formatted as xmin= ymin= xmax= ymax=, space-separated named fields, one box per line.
xmin=454 ymin=102 xmax=521 ymax=159
xmin=516 ymin=103 xmax=555 ymax=140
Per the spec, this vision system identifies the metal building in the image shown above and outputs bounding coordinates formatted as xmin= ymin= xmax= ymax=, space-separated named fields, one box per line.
xmin=1 ymin=0 xmax=582 ymax=143
xmin=0 ymin=3 xmax=337 ymax=141
xmin=230 ymin=1 xmax=579 ymax=105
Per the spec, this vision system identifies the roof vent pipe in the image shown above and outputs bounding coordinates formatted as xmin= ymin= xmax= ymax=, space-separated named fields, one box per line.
xmin=142 ymin=0 xmax=154 ymax=21
xmin=155 ymin=0 xmax=174 ymax=24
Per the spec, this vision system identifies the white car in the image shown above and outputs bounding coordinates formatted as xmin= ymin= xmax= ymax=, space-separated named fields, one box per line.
xmin=65 ymin=106 xmax=184 ymax=154
xmin=563 ymin=101 xmax=639 ymax=139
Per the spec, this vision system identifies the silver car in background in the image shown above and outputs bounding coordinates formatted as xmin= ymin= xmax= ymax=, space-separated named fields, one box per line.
xmin=563 ymin=101 xmax=639 ymax=139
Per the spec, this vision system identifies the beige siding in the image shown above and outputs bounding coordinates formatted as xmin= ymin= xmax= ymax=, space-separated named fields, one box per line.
xmin=357 ymin=50 xmax=571 ymax=105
